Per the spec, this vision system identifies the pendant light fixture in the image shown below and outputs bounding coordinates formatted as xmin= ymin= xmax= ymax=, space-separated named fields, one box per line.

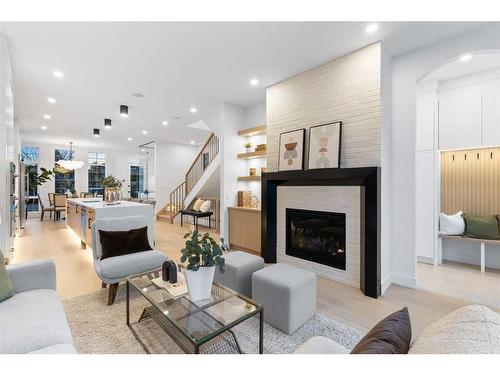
xmin=120 ymin=105 xmax=129 ymax=118
xmin=104 ymin=118 xmax=112 ymax=129
xmin=93 ymin=128 xmax=100 ymax=137
xmin=57 ymin=142 xmax=84 ymax=170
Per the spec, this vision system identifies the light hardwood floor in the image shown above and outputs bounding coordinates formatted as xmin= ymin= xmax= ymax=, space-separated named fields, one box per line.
xmin=12 ymin=216 xmax=498 ymax=337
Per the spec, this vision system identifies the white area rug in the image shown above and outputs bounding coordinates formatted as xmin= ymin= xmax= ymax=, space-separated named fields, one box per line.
xmin=417 ymin=262 xmax=500 ymax=308
xmin=63 ymin=287 xmax=363 ymax=354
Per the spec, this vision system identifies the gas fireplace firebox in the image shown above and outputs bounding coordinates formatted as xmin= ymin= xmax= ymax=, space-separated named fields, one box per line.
xmin=286 ymin=208 xmax=346 ymax=270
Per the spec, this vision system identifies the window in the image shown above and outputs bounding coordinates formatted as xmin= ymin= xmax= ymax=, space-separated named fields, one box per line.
xmin=88 ymin=152 xmax=106 ymax=196
xmin=21 ymin=146 xmax=40 ymax=211
xmin=55 ymin=149 xmax=75 ymax=194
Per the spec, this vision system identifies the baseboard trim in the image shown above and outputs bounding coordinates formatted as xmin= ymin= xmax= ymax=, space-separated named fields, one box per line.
xmin=381 ymin=275 xmax=392 ymax=295
xmin=391 ymin=273 xmax=417 ymax=289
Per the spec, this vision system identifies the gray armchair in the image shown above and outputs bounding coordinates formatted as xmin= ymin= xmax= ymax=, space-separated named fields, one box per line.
xmin=91 ymin=215 xmax=168 ymax=305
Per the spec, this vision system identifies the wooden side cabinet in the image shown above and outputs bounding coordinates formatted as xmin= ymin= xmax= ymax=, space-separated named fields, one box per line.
xmin=228 ymin=207 xmax=261 ymax=254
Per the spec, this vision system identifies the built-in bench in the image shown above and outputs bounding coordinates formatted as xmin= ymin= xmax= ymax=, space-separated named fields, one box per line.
xmin=438 ymin=233 xmax=500 ymax=273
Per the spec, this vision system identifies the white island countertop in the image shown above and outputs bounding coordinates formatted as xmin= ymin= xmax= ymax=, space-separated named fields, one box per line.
xmin=67 ymin=198 xmax=151 ymax=210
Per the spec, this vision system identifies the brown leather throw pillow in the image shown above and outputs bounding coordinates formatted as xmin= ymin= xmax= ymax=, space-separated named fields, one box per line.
xmin=99 ymin=226 xmax=153 ymax=260
xmin=351 ymin=307 xmax=412 ymax=354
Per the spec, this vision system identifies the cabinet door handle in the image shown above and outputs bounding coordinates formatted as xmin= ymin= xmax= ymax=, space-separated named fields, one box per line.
xmin=88 ymin=218 xmax=92 ymax=229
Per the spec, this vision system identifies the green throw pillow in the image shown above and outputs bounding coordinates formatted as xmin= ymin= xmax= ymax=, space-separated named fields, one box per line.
xmin=463 ymin=214 xmax=500 ymax=240
xmin=0 ymin=260 xmax=14 ymax=302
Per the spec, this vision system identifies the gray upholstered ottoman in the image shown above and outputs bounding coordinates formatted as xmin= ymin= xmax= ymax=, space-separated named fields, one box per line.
xmin=252 ymin=263 xmax=316 ymax=335
xmin=214 ymin=251 xmax=264 ymax=297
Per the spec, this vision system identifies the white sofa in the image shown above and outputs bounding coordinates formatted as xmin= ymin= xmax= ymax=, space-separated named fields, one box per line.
xmin=294 ymin=305 xmax=500 ymax=354
xmin=0 ymin=260 xmax=76 ymax=354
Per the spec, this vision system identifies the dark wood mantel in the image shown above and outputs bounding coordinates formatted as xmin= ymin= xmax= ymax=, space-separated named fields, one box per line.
xmin=261 ymin=167 xmax=381 ymax=298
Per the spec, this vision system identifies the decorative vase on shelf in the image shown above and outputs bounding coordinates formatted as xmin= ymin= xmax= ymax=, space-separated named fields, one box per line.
xmin=184 ymin=266 xmax=216 ymax=301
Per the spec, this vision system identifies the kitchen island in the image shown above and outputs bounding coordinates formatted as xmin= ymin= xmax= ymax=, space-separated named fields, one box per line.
xmin=66 ymin=198 xmax=154 ymax=248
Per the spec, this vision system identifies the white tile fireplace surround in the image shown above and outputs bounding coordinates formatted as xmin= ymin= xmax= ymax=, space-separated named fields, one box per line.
xmin=276 ymin=185 xmax=361 ymax=287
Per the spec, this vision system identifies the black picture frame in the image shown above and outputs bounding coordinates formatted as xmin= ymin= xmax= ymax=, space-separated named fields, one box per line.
xmin=307 ymin=121 xmax=342 ymax=170
xmin=278 ymin=129 xmax=306 ymax=171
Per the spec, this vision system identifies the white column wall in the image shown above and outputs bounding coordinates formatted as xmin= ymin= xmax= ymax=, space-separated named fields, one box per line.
xmin=390 ymin=23 xmax=500 ymax=287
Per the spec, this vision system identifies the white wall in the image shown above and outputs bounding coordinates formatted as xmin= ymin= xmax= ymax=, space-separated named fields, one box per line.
xmin=0 ymin=33 xmax=15 ymax=256
xmin=219 ymin=102 xmax=247 ymax=239
xmin=390 ymin=23 xmax=500 ymax=287
xmin=155 ymin=141 xmax=199 ymax=214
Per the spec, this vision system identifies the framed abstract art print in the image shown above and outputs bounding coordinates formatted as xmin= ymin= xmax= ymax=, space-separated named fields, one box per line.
xmin=278 ymin=129 xmax=305 ymax=171
xmin=308 ymin=121 xmax=342 ymax=169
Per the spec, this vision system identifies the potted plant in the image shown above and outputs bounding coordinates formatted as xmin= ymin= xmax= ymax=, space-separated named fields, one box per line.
xmin=180 ymin=230 xmax=228 ymax=301
xmin=244 ymin=141 xmax=252 ymax=153
xmin=101 ymin=175 xmax=123 ymax=203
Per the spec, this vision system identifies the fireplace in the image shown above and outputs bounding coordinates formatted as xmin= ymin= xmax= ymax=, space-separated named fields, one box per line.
xmin=286 ymin=208 xmax=346 ymax=270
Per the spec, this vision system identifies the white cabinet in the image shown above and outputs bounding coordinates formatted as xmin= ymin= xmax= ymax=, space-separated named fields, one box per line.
xmin=482 ymin=84 xmax=500 ymax=147
xmin=415 ymin=151 xmax=435 ymax=261
xmin=438 ymin=93 xmax=482 ymax=150
xmin=416 ymin=95 xmax=436 ymax=151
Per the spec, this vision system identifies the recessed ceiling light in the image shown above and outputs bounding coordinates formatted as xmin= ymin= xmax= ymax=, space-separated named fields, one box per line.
xmin=250 ymin=78 xmax=259 ymax=86
xmin=162 ymin=121 xmax=168 ymax=126
xmin=53 ymin=70 xmax=64 ymax=78
xmin=93 ymin=128 xmax=100 ymax=137
xmin=190 ymin=107 xmax=197 ymax=113
xmin=127 ymin=137 xmax=133 ymax=141
xmin=104 ymin=119 xmax=112 ymax=129
xmin=190 ymin=140 xmax=195 ymax=145
xmin=142 ymin=130 xmax=148 ymax=135
xmin=47 ymin=97 xmax=56 ymax=104
xmin=41 ymin=125 xmax=47 ymax=130
xmin=120 ymin=105 xmax=129 ymax=118
xmin=460 ymin=54 xmax=472 ymax=62
xmin=365 ymin=23 xmax=379 ymax=34
xmin=132 ymin=93 xmax=145 ymax=98
xmin=43 ymin=114 xmax=51 ymax=120
xmin=141 ymin=149 xmax=146 ymax=152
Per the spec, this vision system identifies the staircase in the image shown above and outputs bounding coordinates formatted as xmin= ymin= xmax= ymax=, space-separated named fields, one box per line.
xmin=156 ymin=132 xmax=220 ymax=225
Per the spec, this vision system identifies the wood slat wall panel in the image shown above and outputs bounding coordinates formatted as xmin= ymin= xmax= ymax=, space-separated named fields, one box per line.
xmin=441 ymin=147 xmax=500 ymax=216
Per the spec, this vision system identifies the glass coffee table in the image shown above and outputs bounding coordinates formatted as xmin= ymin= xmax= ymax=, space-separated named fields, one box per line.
xmin=126 ymin=271 xmax=264 ymax=354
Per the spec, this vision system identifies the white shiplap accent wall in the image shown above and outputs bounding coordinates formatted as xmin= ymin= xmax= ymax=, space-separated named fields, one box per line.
xmin=277 ymin=186 xmax=361 ymax=287
xmin=266 ymin=43 xmax=381 ymax=171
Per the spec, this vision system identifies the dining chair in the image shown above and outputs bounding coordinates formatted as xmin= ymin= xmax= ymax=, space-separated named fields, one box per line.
xmin=53 ymin=193 xmax=68 ymax=221
xmin=38 ymin=194 xmax=55 ymax=221
xmin=48 ymin=193 xmax=55 ymax=208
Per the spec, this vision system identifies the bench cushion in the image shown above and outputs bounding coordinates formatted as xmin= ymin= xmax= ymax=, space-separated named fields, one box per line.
xmin=180 ymin=210 xmax=213 ymax=217
xmin=464 ymin=214 xmax=500 ymax=240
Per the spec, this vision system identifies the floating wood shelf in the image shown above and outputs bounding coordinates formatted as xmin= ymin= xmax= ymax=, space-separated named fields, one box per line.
xmin=237 ymin=176 xmax=261 ymax=182
xmin=237 ymin=150 xmax=267 ymax=159
xmin=238 ymin=125 xmax=267 ymax=137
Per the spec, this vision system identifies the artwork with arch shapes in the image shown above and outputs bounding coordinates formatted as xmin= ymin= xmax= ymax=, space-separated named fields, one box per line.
xmin=308 ymin=121 xmax=342 ymax=170
xmin=278 ymin=129 xmax=305 ymax=171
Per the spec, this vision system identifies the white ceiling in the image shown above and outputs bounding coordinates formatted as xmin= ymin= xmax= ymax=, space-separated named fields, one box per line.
xmin=0 ymin=22 xmax=488 ymax=151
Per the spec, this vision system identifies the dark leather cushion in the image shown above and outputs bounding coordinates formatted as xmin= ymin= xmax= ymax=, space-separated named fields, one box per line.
xmin=99 ymin=226 xmax=153 ymax=260
xmin=351 ymin=307 xmax=412 ymax=354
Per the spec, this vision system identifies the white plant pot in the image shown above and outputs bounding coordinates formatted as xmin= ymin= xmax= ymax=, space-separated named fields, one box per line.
xmin=184 ymin=266 xmax=215 ymax=301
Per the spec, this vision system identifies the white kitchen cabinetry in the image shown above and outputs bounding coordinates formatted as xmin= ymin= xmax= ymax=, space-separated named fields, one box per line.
xmin=438 ymin=92 xmax=482 ymax=150
xmin=415 ymin=151 xmax=436 ymax=261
